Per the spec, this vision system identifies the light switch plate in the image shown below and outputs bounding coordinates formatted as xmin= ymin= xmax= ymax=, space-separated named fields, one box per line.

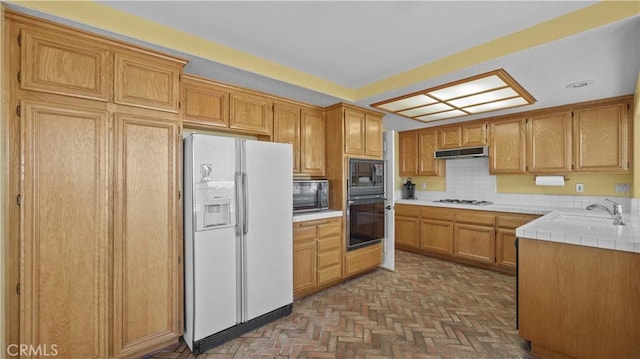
xmin=615 ymin=183 xmax=630 ymax=194
xmin=576 ymin=183 xmax=584 ymax=193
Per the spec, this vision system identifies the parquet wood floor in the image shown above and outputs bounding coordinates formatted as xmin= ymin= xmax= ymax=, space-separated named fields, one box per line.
xmin=148 ymin=250 xmax=535 ymax=358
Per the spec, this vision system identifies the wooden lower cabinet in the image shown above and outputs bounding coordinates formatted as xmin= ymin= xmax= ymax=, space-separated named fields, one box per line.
xmin=395 ymin=205 xmax=539 ymax=273
xmin=395 ymin=204 xmax=420 ymax=249
xmin=453 ymin=223 xmax=495 ymax=264
xmin=293 ymin=217 xmax=342 ymax=299
xmin=345 ymin=244 xmax=382 ymax=276
xmin=421 ymin=219 xmax=454 ymax=255
xmin=519 ymin=239 xmax=640 ymax=358
xmin=419 ymin=207 xmax=454 ymax=255
xmin=496 ymin=213 xmax=540 ymax=269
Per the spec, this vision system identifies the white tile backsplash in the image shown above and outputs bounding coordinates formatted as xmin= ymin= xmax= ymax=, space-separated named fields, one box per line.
xmin=398 ymin=156 xmax=633 ymax=212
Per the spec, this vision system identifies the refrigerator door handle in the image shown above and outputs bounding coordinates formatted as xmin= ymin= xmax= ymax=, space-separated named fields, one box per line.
xmin=242 ymin=172 xmax=249 ymax=235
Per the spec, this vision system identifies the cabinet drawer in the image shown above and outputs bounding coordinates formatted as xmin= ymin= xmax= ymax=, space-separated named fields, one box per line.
xmin=345 ymin=244 xmax=381 ymax=276
xmin=395 ymin=204 xmax=419 ymax=217
xmin=318 ymin=248 xmax=341 ymax=268
xmin=293 ymin=224 xmax=316 ymax=242
xmin=496 ymin=214 xmax=539 ymax=229
xmin=454 ymin=210 xmax=495 ymax=226
xmin=317 ymin=235 xmax=341 ymax=252
xmin=420 ymin=207 xmax=454 ymax=221
xmin=318 ymin=220 xmax=341 ymax=238
xmin=318 ymin=265 xmax=341 ymax=285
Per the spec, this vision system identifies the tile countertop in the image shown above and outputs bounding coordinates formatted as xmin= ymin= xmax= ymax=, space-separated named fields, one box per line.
xmin=395 ymin=199 xmax=640 ymax=254
xmin=516 ymin=208 xmax=640 ymax=254
xmin=394 ymin=199 xmax=560 ymax=215
xmin=293 ymin=209 xmax=343 ymax=223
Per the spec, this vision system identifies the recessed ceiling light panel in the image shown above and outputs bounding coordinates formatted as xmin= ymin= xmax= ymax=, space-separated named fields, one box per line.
xmin=371 ymin=69 xmax=536 ymax=123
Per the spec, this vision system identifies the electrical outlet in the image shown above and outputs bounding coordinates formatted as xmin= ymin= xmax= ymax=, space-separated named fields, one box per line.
xmin=615 ymin=183 xmax=630 ymax=194
xmin=421 ymin=182 xmax=427 ymax=190
xmin=576 ymin=183 xmax=584 ymax=193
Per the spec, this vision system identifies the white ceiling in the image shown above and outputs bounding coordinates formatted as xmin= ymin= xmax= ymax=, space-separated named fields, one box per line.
xmin=9 ymin=1 xmax=640 ymax=131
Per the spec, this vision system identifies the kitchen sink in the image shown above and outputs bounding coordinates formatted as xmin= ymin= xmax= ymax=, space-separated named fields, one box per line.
xmin=549 ymin=213 xmax=614 ymax=225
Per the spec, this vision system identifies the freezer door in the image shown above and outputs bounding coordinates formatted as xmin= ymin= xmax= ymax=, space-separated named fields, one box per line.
xmin=242 ymin=140 xmax=293 ymax=321
xmin=192 ymin=228 xmax=238 ymax=340
xmin=191 ymin=134 xmax=238 ymax=231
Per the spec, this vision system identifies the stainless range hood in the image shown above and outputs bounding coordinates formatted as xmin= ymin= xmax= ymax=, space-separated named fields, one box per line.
xmin=434 ymin=145 xmax=488 ymax=159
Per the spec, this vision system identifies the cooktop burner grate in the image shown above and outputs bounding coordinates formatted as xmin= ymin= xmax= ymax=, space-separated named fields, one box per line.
xmin=434 ymin=199 xmax=494 ymax=205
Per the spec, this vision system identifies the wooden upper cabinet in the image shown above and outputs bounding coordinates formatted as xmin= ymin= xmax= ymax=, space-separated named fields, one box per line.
xmin=112 ymin=111 xmax=181 ymax=357
xmin=438 ymin=122 xmax=487 ymax=149
xmin=20 ymin=99 xmax=110 ymax=358
xmin=527 ymin=111 xmax=572 ymax=174
xmin=439 ymin=126 xmax=462 ymax=149
xmin=229 ymin=90 xmax=273 ymax=135
xmin=344 ymin=109 xmax=366 ymax=155
xmin=462 ymin=121 xmax=487 ymax=147
xmin=20 ymin=27 xmax=111 ymax=101
xmin=489 ymin=117 xmax=527 ymax=174
xmin=418 ymin=129 xmax=443 ymax=176
xmin=114 ymin=51 xmax=183 ymax=113
xmin=273 ymin=102 xmax=301 ymax=173
xmin=398 ymin=131 xmax=418 ymax=176
xmin=183 ymin=75 xmax=229 ymax=128
xmin=365 ymin=114 xmax=383 ymax=157
xmin=573 ymin=100 xmax=630 ymax=172
xmin=343 ymin=108 xmax=383 ymax=158
xmin=300 ymin=108 xmax=326 ymax=176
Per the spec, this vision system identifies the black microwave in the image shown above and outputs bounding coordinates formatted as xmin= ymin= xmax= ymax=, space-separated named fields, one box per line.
xmin=293 ymin=180 xmax=329 ymax=213
xmin=348 ymin=158 xmax=385 ymax=197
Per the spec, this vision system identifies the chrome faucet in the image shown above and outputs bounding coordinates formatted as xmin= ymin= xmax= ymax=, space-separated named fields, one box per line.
xmin=586 ymin=199 xmax=625 ymax=225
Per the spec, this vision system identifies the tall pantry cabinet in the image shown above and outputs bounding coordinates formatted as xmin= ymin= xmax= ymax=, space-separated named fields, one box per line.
xmin=5 ymin=11 xmax=185 ymax=358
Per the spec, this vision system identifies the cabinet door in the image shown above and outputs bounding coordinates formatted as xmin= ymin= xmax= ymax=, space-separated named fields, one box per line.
xmin=273 ymin=103 xmax=301 ymax=173
xmin=462 ymin=122 xmax=487 ymax=147
xmin=398 ymin=131 xmax=418 ymax=176
xmin=574 ymin=101 xmax=630 ymax=172
xmin=344 ymin=109 xmax=366 ymax=155
xmin=300 ymin=108 xmax=326 ymax=175
xmin=365 ymin=114 xmax=383 ymax=158
xmin=420 ymin=219 xmax=454 ymax=255
xmin=113 ymin=113 xmax=181 ymax=356
xmin=21 ymin=28 xmax=110 ymax=101
xmin=293 ymin=224 xmax=318 ymax=296
xmin=20 ymin=100 xmax=109 ymax=358
xmin=527 ymin=111 xmax=572 ymax=174
xmin=114 ymin=52 xmax=181 ymax=112
xmin=489 ymin=117 xmax=527 ymax=174
xmin=496 ymin=228 xmax=517 ymax=269
xmin=229 ymin=91 xmax=273 ymax=135
xmin=395 ymin=215 xmax=419 ymax=249
xmin=439 ymin=126 xmax=462 ymax=149
xmin=183 ymin=76 xmax=229 ymax=128
xmin=418 ymin=129 xmax=442 ymax=176
xmin=453 ymin=224 xmax=495 ymax=263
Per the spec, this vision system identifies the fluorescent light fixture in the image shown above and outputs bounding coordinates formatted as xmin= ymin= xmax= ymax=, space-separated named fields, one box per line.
xmin=377 ymin=94 xmax=436 ymax=111
xmin=464 ymin=97 xmax=529 ymax=113
xmin=417 ymin=110 xmax=467 ymax=122
xmin=399 ymin=103 xmax=452 ymax=117
xmin=371 ymin=69 xmax=535 ymax=123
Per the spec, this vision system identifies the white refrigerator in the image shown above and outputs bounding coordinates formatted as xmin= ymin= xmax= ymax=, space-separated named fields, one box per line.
xmin=183 ymin=134 xmax=293 ymax=354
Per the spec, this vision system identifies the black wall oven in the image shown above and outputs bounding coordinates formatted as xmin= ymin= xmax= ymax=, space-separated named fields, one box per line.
xmin=347 ymin=194 xmax=385 ymax=251
xmin=347 ymin=158 xmax=385 ymax=251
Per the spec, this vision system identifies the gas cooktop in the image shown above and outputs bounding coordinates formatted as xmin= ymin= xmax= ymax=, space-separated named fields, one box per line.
xmin=434 ymin=199 xmax=494 ymax=206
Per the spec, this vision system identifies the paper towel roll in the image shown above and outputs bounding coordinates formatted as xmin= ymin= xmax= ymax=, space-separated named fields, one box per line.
xmin=535 ymin=175 xmax=566 ymax=186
